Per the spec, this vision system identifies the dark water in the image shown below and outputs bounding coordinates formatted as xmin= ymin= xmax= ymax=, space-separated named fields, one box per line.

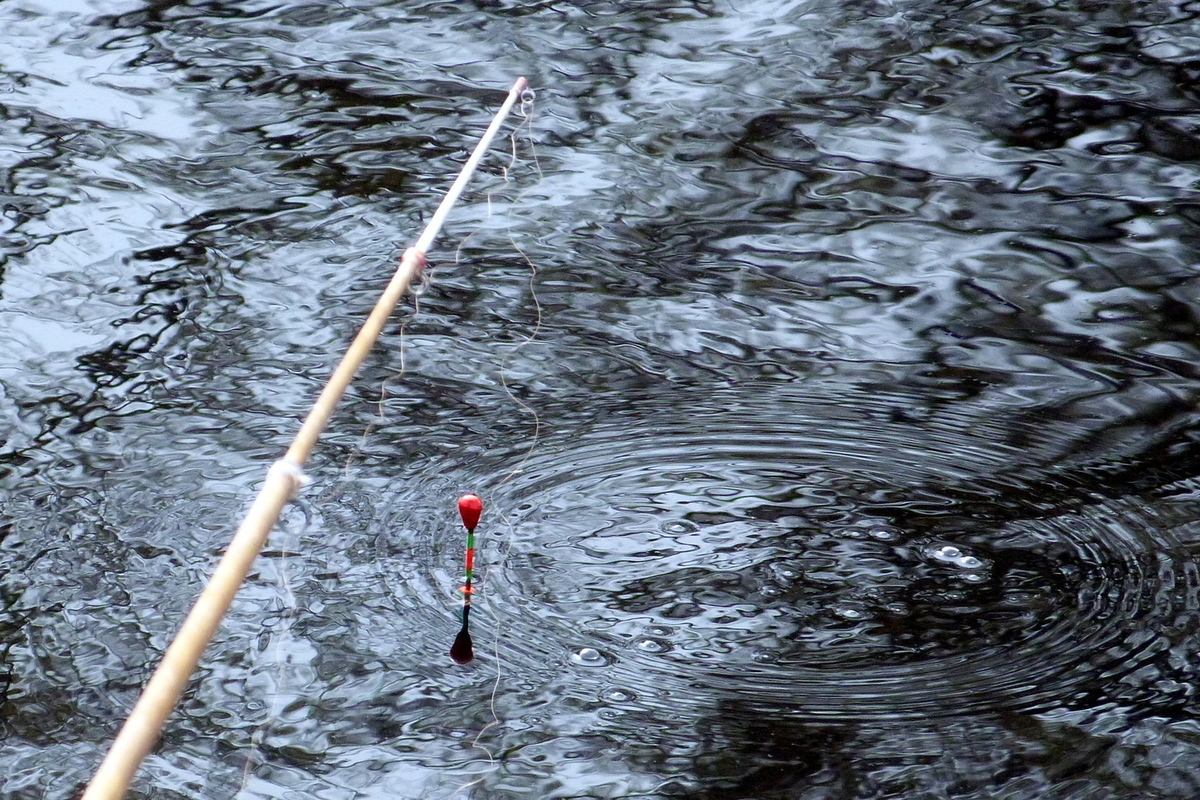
xmin=4 ymin=0 xmax=1200 ymax=797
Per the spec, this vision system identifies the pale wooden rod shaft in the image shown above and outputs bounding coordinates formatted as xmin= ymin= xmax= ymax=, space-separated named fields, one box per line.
xmin=82 ymin=76 xmax=530 ymax=800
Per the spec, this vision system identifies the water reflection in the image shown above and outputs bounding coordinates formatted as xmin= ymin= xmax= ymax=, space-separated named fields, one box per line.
xmin=3 ymin=0 xmax=1200 ymax=797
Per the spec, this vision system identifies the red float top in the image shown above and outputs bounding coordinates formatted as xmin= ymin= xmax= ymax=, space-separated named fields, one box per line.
xmin=458 ymin=494 xmax=483 ymax=531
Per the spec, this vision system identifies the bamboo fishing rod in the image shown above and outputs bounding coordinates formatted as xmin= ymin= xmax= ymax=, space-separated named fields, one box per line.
xmin=82 ymin=76 xmax=530 ymax=800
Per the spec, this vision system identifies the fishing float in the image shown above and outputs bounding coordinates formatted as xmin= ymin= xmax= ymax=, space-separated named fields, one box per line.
xmin=451 ymin=493 xmax=483 ymax=664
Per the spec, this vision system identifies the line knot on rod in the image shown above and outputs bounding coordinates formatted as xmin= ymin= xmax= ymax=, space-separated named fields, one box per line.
xmin=403 ymin=247 xmax=428 ymax=275
xmin=268 ymin=457 xmax=311 ymax=497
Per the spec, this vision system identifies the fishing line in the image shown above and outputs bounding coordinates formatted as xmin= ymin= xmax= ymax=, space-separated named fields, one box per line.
xmin=84 ymin=78 xmax=530 ymax=800
xmin=340 ymin=258 xmax=432 ymax=483
xmin=235 ymin=498 xmax=309 ymax=798
xmin=236 ymin=88 xmax=541 ymax=797
xmin=345 ymin=90 xmax=541 ymax=482
xmin=273 ymin=85 xmax=543 ymax=789
xmin=436 ymin=88 xmax=551 ymax=787
xmin=438 ymin=85 xmax=547 ymax=792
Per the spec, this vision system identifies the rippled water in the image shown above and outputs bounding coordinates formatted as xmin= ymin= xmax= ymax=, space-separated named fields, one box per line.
xmin=4 ymin=0 xmax=1200 ymax=797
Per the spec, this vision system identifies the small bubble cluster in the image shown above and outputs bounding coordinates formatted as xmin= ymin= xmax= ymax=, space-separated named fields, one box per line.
xmin=839 ymin=523 xmax=904 ymax=542
xmin=929 ymin=544 xmax=988 ymax=573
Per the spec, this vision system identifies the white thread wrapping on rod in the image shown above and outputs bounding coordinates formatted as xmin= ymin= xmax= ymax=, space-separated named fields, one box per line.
xmin=268 ymin=458 xmax=311 ymax=495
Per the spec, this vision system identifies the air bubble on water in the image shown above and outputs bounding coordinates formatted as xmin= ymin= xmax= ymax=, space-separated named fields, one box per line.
xmin=929 ymin=545 xmax=987 ymax=570
xmin=662 ymin=520 xmax=698 ymax=534
xmin=869 ymin=526 xmax=899 ymax=541
xmin=962 ymin=572 xmax=985 ymax=582
xmin=931 ymin=545 xmax=963 ymax=561
xmin=834 ymin=604 xmax=868 ymax=620
xmin=603 ymin=688 xmax=636 ymax=703
xmin=570 ymin=647 xmax=611 ymax=667
xmin=635 ymin=638 xmax=671 ymax=654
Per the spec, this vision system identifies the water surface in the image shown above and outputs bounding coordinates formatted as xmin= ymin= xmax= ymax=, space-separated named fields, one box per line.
xmin=4 ymin=0 xmax=1200 ymax=797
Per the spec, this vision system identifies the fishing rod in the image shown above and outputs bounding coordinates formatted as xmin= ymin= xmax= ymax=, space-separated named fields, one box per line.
xmin=82 ymin=76 xmax=530 ymax=800
xmin=451 ymin=494 xmax=483 ymax=664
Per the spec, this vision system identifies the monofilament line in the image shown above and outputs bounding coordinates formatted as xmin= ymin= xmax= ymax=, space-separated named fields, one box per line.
xmin=82 ymin=75 xmax=530 ymax=800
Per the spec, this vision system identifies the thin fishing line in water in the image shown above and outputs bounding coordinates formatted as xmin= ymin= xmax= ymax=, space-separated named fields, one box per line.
xmin=235 ymin=86 xmax=542 ymax=797
xmin=340 ymin=262 xmax=432 ymax=483
xmin=434 ymin=83 xmax=546 ymax=666
xmin=340 ymin=86 xmax=539 ymax=488
xmin=235 ymin=499 xmax=309 ymax=797
xmin=229 ymin=87 xmax=542 ymax=798
xmin=436 ymin=85 xmax=546 ymax=790
xmin=453 ymin=87 xmax=546 ymax=746
xmin=345 ymin=92 xmax=541 ymax=481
